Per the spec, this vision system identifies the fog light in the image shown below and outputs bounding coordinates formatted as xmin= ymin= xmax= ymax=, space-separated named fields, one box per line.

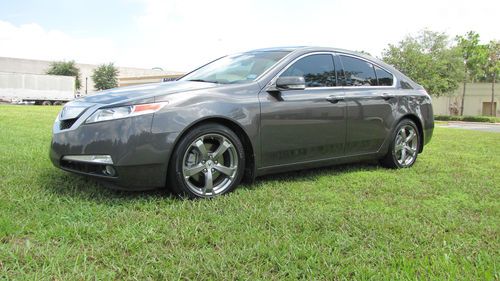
xmin=103 ymin=165 xmax=116 ymax=177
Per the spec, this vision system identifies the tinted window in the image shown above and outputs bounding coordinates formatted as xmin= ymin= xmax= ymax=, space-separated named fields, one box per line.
xmin=375 ymin=66 xmax=394 ymax=86
xmin=341 ymin=56 xmax=377 ymax=86
xmin=281 ymin=54 xmax=336 ymax=87
xmin=400 ymin=80 xmax=413 ymax=89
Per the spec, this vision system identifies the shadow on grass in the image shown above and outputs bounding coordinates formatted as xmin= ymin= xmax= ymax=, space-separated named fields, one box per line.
xmin=39 ymin=160 xmax=381 ymax=201
xmin=239 ymin=160 xmax=380 ymax=191
xmin=38 ymin=169 xmax=174 ymax=203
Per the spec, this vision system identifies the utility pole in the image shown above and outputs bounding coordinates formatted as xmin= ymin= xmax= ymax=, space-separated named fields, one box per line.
xmin=85 ymin=77 xmax=88 ymax=95
xmin=492 ymin=71 xmax=496 ymax=116
xmin=460 ymin=60 xmax=467 ymax=116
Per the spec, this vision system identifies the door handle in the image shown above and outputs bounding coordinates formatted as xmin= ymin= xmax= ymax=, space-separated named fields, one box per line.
xmin=326 ymin=95 xmax=345 ymax=104
xmin=381 ymin=93 xmax=395 ymax=100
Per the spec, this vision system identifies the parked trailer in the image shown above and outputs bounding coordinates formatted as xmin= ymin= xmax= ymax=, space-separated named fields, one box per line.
xmin=0 ymin=72 xmax=75 ymax=105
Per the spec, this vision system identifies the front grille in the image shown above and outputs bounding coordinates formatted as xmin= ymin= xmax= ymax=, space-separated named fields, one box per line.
xmin=59 ymin=118 xmax=78 ymax=130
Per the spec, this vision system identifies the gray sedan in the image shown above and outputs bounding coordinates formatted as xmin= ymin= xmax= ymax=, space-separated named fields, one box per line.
xmin=50 ymin=47 xmax=434 ymax=198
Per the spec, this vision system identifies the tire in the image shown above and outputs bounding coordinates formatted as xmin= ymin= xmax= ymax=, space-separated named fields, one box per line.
xmin=53 ymin=101 xmax=63 ymax=106
xmin=41 ymin=100 xmax=52 ymax=106
xmin=380 ymin=119 xmax=420 ymax=168
xmin=167 ymin=123 xmax=245 ymax=198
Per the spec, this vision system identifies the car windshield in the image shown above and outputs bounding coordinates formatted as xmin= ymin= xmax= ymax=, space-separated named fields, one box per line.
xmin=180 ymin=51 xmax=289 ymax=84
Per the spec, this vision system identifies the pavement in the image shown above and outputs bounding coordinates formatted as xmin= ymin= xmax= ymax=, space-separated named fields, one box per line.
xmin=437 ymin=121 xmax=500 ymax=133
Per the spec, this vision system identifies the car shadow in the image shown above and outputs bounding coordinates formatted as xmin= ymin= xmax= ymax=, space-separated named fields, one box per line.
xmin=38 ymin=169 xmax=175 ymax=203
xmin=239 ymin=160 xmax=380 ymax=191
xmin=39 ymin=160 xmax=381 ymax=202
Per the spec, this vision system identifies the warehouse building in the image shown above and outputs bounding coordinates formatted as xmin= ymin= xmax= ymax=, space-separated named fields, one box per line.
xmin=0 ymin=56 xmax=183 ymax=102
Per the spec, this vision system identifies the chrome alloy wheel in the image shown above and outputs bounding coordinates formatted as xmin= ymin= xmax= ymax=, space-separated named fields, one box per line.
xmin=182 ymin=133 xmax=238 ymax=196
xmin=394 ymin=125 xmax=418 ymax=166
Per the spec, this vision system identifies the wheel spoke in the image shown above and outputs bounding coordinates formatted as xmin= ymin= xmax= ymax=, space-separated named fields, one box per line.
xmin=203 ymin=169 xmax=214 ymax=195
xmin=406 ymin=130 xmax=416 ymax=143
xmin=214 ymin=164 xmax=235 ymax=176
xmin=400 ymin=147 xmax=407 ymax=163
xmin=183 ymin=164 xmax=205 ymax=177
xmin=194 ymin=139 xmax=208 ymax=159
xmin=400 ymin=128 xmax=407 ymax=140
xmin=395 ymin=144 xmax=404 ymax=152
xmin=211 ymin=139 xmax=232 ymax=159
xmin=405 ymin=146 xmax=416 ymax=155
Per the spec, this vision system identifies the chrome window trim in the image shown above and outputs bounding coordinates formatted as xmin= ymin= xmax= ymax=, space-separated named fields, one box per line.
xmin=267 ymin=51 xmax=398 ymax=90
xmin=268 ymin=52 xmax=337 ymax=89
xmin=337 ymin=53 xmax=397 ymax=88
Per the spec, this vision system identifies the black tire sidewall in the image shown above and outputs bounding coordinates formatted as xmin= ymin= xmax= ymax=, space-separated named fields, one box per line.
xmin=168 ymin=123 xmax=245 ymax=198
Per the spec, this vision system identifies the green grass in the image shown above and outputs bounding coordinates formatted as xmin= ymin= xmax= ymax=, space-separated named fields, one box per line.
xmin=1 ymin=105 xmax=499 ymax=280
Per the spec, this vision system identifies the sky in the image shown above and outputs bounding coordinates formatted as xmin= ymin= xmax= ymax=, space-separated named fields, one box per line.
xmin=0 ymin=0 xmax=499 ymax=72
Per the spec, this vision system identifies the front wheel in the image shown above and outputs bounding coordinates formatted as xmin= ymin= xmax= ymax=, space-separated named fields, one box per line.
xmin=167 ymin=123 xmax=245 ymax=198
xmin=380 ymin=119 xmax=420 ymax=168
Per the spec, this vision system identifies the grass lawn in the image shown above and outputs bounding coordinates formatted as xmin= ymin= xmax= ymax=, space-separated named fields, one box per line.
xmin=0 ymin=105 xmax=499 ymax=280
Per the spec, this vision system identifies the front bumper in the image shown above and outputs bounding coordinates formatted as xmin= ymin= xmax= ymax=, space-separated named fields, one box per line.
xmin=50 ymin=112 xmax=179 ymax=190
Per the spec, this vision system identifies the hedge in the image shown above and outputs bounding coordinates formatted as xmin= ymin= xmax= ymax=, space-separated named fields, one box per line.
xmin=434 ymin=115 xmax=500 ymax=123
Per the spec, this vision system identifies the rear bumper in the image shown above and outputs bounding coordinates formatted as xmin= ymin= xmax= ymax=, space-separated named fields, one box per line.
xmin=50 ymin=114 xmax=180 ymax=190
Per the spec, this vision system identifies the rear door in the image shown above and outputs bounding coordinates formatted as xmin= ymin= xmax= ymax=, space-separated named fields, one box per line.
xmin=338 ymin=54 xmax=397 ymax=155
xmin=259 ymin=53 xmax=346 ymax=167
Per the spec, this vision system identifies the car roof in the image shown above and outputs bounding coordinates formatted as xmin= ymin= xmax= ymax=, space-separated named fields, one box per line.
xmin=247 ymin=46 xmax=359 ymax=54
xmin=246 ymin=46 xmax=422 ymax=89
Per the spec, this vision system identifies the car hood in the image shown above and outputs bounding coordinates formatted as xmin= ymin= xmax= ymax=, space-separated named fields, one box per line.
xmin=74 ymin=81 xmax=218 ymax=105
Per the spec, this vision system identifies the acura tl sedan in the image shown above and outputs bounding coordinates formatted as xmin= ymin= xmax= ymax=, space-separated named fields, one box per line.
xmin=50 ymin=46 xmax=434 ymax=198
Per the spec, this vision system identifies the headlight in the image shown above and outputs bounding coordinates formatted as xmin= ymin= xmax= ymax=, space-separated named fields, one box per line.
xmin=85 ymin=102 xmax=168 ymax=124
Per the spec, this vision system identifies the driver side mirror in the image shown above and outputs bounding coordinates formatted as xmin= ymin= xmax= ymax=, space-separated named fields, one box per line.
xmin=275 ymin=76 xmax=306 ymax=90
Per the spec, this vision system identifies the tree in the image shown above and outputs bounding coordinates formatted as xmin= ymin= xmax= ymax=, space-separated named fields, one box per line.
xmin=92 ymin=63 xmax=119 ymax=91
xmin=46 ymin=60 xmax=81 ymax=90
xmin=382 ymin=30 xmax=462 ymax=97
xmin=455 ymin=31 xmax=488 ymax=115
xmin=484 ymin=40 xmax=500 ymax=116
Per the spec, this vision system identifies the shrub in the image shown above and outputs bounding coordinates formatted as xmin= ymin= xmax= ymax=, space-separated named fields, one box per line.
xmin=434 ymin=115 xmax=500 ymax=123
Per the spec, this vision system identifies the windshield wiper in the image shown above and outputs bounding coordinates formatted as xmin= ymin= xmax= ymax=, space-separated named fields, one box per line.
xmin=187 ymin=79 xmax=219 ymax=84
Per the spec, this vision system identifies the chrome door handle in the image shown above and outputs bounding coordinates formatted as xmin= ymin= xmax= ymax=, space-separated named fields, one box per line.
xmin=326 ymin=95 xmax=345 ymax=104
xmin=381 ymin=93 xmax=395 ymax=100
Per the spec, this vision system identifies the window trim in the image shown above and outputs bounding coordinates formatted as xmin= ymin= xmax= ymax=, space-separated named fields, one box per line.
xmin=337 ymin=53 xmax=397 ymax=88
xmin=269 ymin=52 xmax=397 ymax=91
xmin=270 ymin=52 xmax=339 ymax=90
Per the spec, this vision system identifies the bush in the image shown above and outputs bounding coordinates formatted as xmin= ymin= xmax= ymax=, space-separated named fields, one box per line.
xmin=434 ymin=115 xmax=500 ymax=123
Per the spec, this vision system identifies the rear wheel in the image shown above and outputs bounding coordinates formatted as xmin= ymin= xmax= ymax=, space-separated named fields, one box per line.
xmin=168 ymin=123 xmax=245 ymax=198
xmin=380 ymin=119 xmax=420 ymax=168
xmin=41 ymin=100 xmax=52 ymax=106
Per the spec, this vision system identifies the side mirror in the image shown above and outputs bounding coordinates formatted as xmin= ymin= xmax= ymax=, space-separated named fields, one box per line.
xmin=275 ymin=76 xmax=306 ymax=90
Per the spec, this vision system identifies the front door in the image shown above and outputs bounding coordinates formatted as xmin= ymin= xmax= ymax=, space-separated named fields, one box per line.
xmin=259 ymin=53 xmax=346 ymax=167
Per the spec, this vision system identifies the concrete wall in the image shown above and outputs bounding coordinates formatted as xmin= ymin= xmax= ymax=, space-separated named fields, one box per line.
xmin=0 ymin=72 xmax=75 ymax=102
xmin=0 ymin=56 xmax=181 ymax=95
xmin=433 ymin=83 xmax=499 ymax=116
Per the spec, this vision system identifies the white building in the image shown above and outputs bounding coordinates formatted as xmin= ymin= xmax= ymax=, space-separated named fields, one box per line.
xmin=0 ymin=56 xmax=182 ymax=96
xmin=432 ymin=83 xmax=499 ymax=116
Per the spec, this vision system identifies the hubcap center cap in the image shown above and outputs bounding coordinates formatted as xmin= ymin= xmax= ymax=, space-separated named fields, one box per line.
xmin=206 ymin=160 xmax=214 ymax=168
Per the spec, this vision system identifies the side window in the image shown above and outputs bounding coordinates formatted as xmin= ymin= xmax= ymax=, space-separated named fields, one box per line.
xmin=281 ymin=54 xmax=336 ymax=87
xmin=340 ymin=56 xmax=377 ymax=86
xmin=374 ymin=66 xmax=394 ymax=86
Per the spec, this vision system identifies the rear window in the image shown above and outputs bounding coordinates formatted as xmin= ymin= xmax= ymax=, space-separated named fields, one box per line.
xmin=340 ymin=56 xmax=377 ymax=86
xmin=375 ymin=66 xmax=394 ymax=86
xmin=340 ymin=55 xmax=394 ymax=86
